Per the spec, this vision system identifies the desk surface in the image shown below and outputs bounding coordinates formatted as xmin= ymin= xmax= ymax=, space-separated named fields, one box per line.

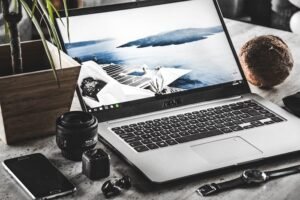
xmin=1 ymin=19 xmax=300 ymax=200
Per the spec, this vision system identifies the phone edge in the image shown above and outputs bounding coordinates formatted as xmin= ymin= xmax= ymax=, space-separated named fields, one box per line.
xmin=2 ymin=161 xmax=37 ymax=199
xmin=2 ymin=159 xmax=77 ymax=200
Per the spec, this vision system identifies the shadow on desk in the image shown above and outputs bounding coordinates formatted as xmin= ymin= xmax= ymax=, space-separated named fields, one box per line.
xmin=117 ymin=150 xmax=300 ymax=194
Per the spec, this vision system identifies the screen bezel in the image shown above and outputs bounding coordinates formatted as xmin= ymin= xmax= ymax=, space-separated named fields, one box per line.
xmin=55 ymin=0 xmax=250 ymax=122
xmin=2 ymin=153 xmax=76 ymax=199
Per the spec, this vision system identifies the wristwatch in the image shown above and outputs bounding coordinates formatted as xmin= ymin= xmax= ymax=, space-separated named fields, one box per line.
xmin=196 ymin=165 xmax=300 ymax=196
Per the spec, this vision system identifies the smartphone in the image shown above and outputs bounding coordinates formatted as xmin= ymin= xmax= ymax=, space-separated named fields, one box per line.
xmin=2 ymin=153 xmax=76 ymax=200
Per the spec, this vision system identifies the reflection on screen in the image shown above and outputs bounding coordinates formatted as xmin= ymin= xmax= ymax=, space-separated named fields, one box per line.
xmin=57 ymin=0 xmax=243 ymax=110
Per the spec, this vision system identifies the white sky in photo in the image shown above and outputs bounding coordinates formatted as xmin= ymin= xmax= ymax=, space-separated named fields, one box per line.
xmin=57 ymin=0 xmax=223 ymax=43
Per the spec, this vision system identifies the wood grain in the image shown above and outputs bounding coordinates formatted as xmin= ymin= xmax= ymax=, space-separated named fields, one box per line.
xmin=0 ymin=40 xmax=80 ymax=144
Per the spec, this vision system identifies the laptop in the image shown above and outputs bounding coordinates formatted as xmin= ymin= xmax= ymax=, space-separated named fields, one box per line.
xmin=55 ymin=0 xmax=300 ymax=183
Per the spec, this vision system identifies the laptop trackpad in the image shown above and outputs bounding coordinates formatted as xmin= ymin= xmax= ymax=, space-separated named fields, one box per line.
xmin=191 ymin=137 xmax=263 ymax=164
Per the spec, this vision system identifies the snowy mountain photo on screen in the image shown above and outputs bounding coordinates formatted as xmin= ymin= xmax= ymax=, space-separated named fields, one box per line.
xmin=57 ymin=0 xmax=243 ymax=107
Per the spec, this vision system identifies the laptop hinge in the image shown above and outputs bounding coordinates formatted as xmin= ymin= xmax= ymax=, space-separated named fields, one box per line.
xmin=107 ymin=95 xmax=244 ymax=124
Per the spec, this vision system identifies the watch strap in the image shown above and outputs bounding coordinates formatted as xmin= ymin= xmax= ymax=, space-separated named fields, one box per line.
xmin=265 ymin=165 xmax=300 ymax=180
xmin=196 ymin=176 xmax=245 ymax=196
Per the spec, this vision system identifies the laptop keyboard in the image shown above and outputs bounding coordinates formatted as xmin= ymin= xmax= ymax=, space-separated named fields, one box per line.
xmin=111 ymin=100 xmax=285 ymax=153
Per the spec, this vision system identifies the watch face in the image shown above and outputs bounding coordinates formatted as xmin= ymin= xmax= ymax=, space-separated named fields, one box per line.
xmin=242 ymin=169 xmax=267 ymax=184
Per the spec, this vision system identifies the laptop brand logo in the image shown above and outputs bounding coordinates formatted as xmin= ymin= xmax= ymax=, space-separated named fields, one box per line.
xmin=162 ymin=98 xmax=182 ymax=108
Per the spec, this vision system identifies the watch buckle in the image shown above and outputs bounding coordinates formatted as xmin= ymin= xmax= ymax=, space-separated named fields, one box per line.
xmin=196 ymin=183 xmax=218 ymax=196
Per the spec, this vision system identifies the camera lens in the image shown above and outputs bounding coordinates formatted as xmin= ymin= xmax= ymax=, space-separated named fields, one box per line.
xmin=56 ymin=111 xmax=98 ymax=161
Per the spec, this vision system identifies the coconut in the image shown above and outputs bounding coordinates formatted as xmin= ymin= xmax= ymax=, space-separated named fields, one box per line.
xmin=239 ymin=35 xmax=294 ymax=88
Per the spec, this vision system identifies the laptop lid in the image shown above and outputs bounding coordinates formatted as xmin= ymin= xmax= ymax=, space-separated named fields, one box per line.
xmin=55 ymin=0 xmax=250 ymax=122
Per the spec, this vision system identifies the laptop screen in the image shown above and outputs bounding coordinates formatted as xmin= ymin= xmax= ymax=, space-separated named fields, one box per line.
xmin=56 ymin=0 xmax=245 ymax=113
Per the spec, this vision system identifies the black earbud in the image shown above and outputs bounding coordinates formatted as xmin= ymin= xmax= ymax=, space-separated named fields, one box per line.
xmin=101 ymin=176 xmax=132 ymax=198
xmin=115 ymin=176 xmax=131 ymax=189
xmin=101 ymin=180 xmax=121 ymax=198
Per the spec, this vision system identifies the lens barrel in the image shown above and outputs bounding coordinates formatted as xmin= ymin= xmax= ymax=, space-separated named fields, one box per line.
xmin=56 ymin=111 xmax=98 ymax=161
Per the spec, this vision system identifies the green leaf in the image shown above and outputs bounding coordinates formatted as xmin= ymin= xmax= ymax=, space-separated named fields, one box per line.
xmin=36 ymin=0 xmax=64 ymax=69
xmin=30 ymin=0 xmax=38 ymax=19
xmin=62 ymin=0 xmax=70 ymax=41
xmin=11 ymin=0 xmax=19 ymax=13
xmin=46 ymin=0 xmax=54 ymax=24
xmin=20 ymin=0 xmax=60 ymax=86
xmin=4 ymin=22 xmax=10 ymax=42
xmin=48 ymin=1 xmax=64 ymax=27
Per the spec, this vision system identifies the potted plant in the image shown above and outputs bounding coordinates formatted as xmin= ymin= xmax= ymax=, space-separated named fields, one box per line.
xmin=0 ymin=0 xmax=81 ymax=144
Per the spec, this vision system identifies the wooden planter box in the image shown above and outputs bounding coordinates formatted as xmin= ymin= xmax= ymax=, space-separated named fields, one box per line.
xmin=0 ymin=40 xmax=81 ymax=144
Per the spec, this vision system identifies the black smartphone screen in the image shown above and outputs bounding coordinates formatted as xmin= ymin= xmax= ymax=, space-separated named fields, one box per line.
xmin=3 ymin=153 xmax=76 ymax=199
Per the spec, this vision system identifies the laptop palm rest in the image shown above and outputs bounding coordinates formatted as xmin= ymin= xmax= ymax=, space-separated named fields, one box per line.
xmin=191 ymin=137 xmax=263 ymax=164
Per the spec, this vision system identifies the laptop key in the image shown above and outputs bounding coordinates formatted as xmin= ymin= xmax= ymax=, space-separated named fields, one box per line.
xmin=134 ymin=131 xmax=144 ymax=135
xmin=230 ymin=126 xmax=243 ymax=131
xmin=221 ymin=128 xmax=232 ymax=133
xmin=232 ymin=120 xmax=243 ymax=125
xmin=196 ymin=123 xmax=205 ymax=128
xmin=161 ymin=121 xmax=169 ymax=125
xmin=224 ymin=122 xmax=235 ymax=127
xmin=176 ymin=130 xmax=223 ymax=143
xmin=124 ymin=136 xmax=141 ymax=143
xmin=265 ymin=113 xmax=276 ymax=118
xmin=232 ymin=110 xmax=242 ymax=115
xmin=134 ymin=126 xmax=143 ymax=131
xmin=242 ymin=115 xmax=266 ymax=123
xmin=143 ymin=124 xmax=152 ymax=129
xmin=244 ymin=125 xmax=255 ymax=129
xmin=166 ymin=140 xmax=178 ymax=145
xmin=272 ymin=117 xmax=283 ymax=122
xmin=142 ymin=139 xmax=152 ymax=144
xmin=254 ymin=106 xmax=264 ymax=110
xmin=207 ymin=126 xmax=217 ymax=131
xmin=264 ymin=121 xmax=275 ymax=125
xmin=187 ymin=125 xmax=197 ymax=129
xmin=178 ymin=127 xmax=188 ymax=131
xmin=173 ymin=123 xmax=181 ymax=128
xmin=162 ymin=125 xmax=172 ymax=129
xmin=179 ymin=131 xmax=190 ymax=137
xmin=147 ymin=143 xmax=159 ymax=149
xmin=188 ymin=129 xmax=197 ymax=134
xmin=152 ymin=132 xmax=162 ymax=137
xmin=205 ymin=121 xmax=214 ymax=126
xmin=130 ymin=141 xmax=143 ymax=147
xmin=160 ymin=130 xmax=170 ymax=135
xmin=114 ymin=130 xmax=125 ymax=135
xmin=153 ymin=127 xmax=162 ymax=131
xmin=197 ymin=128 xmax=208 ymax=132
xmin=134 ymin=145 xmax=149 ymax=152
xmin=170 ymin=133 xmax=181 ymax=138
xmin=157 ymin=141 xmax=168 ymax=147
xmin=170 ymin=128 xmax=179 ymax=133
xmin=251 ymin=121 xmax=264 ymax=127
xmin=120 ymin=133 xmax=135 ymax=138
xmin=141 ymin=134 xmax=152 ymax=139
xmin=247 ymin=110 xmax=261 ymax=116
xmin=144 ymin=129 xmax=153 ymax=134
xmin=215 ymin=124 xmax=225 ymax=128
xmin=160 ymin=135 xmax=171 ymax=140
xmin=259 ymin=109 xmax=269 ymax=114
xmin=240 ymin=114 xmax=251 ymax=118
xmin=152 ymin=137 xmax=162 ymax=143
xmin=180 ymin=122 xmax=190 ymax=126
